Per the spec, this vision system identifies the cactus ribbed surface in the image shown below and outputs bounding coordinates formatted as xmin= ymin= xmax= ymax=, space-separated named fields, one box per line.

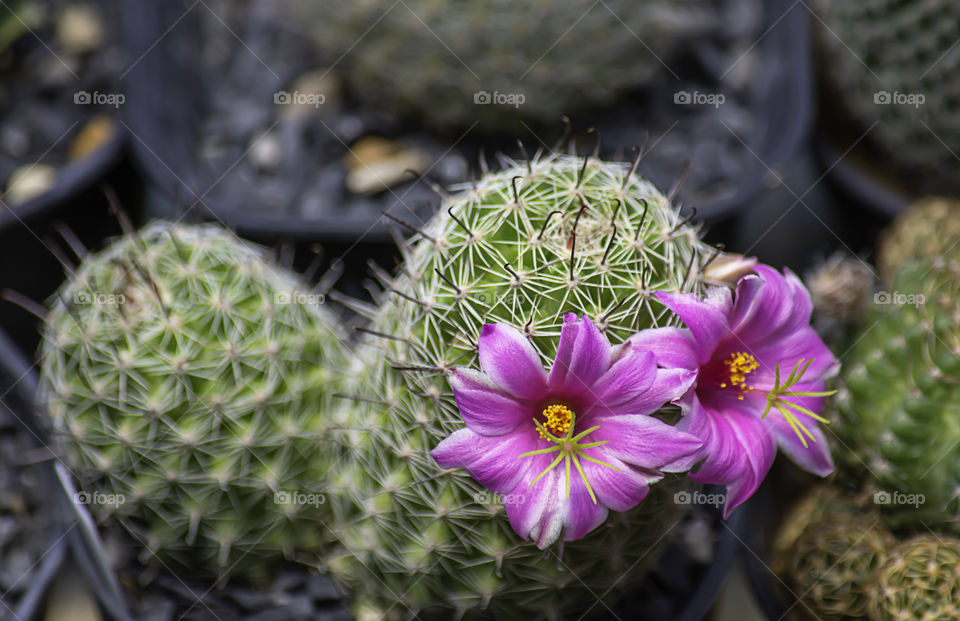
xmin=867 ymin=535 xmax=960 ymax=621
xmin=816 ymin=0 xmax=960 ymax=194
xmin=305 ymin=0 xmax=715 ymax=128
xmin=836 ymin=258 xmax=960 ymax=528
xmin=325 ymin=153 xmax=714 ymax=619
xmin=39 ymin=221 xmax=348 ymax=579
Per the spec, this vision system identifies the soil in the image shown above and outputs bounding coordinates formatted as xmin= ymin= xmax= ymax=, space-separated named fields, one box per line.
xmin=191 ymin=0 xmax=782 ymax=232
xmin=0 ymin=0 xmax=124 ymax=206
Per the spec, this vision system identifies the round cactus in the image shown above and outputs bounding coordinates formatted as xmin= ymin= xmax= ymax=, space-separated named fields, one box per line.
xmin=835 ymin=257 xmax=960 ymax=529
xmin=775 ymin=485 xmax=894 ymax=621
xmin=39 ymin=221 xmax=348 ymax=579
xmin=877 ymin=197 xmax=960 ymax=284
xmin=370 ymin=152 xmax=712 ymax=371
xmin=867 ymin=535 xmax=960 ymax=621
xmin=806 ymin=252 xmax=874 ymax=323
xmin=325 ymin=152 xmax=715 ymax=618
xmin=303 ymin=0 xmax=716 ymax=128
xmin=815 ymin=0 xmax=960 ymax=195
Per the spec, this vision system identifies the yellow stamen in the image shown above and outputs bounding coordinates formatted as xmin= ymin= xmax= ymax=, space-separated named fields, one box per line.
xmin=760 ymin=358 xmax=837 ymax=448
xmin=518 ymin=410 xmax=617 ymax=505
xmin=723 ymin=351 xmax=759 ymax=399
xmin=540 ymin=404 xmax=573 ymax=440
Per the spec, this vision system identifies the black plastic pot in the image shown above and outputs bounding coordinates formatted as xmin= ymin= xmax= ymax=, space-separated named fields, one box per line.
xmin=0 ymin=143 xmax=141 ymax=360
xmin=813 ymin=139 xmax=911 ymax=221
xmin=685 ymin=0 xmax=813 ymax=226
xmin=639 ymin=498 xmax=747 ymax=621
xmin=122 ymin=0 xmax=812 ymax=248
xmin=738 ymin=460 xmax=836 ymax=621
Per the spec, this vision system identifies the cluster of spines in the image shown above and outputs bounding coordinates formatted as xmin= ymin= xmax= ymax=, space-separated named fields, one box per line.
xmin=40 ymin=221 xmax=348 ymax=578
xmin=324 ymin=151 xmax=712 ymax=618
xmin=775 ymin=486 xmax=892 ymax=621
xmin=877 ymin=197 xmax=960 ymax=284
xmin=867 ymin=535 xmax=960 ymax=621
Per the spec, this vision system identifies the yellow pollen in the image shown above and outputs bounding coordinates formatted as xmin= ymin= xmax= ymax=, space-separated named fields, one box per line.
xmin=540 ymin=404 xmax=573 ymax=440
xmin=724 ymin=352 xmax=759 ymax=399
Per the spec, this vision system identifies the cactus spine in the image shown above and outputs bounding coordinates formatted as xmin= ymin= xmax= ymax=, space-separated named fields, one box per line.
xmin=39 ymin=221 xmax=348 ymax=579
xmin=325 ymin=152 xmax=714 ymax=618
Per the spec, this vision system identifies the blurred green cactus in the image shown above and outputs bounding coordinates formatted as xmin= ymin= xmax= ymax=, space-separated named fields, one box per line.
xmin=304 ymin=0 xmax=716 ymax=128
xmin=868 ymin=535 xmax=960 ymax=621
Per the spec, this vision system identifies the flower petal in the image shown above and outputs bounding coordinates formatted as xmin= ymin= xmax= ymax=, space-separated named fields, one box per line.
xmin=560 ymin=479 xmax=609 ymax=542
xmin=728 ymin=266 xmax=813 ymax=347
xmin=767 ymin=403 xmax=835 ymax=477
xmin=448 ymin=368 xmax=530 ymax=436
xmin=589 ymin=348 xmax=657 ymax=411
xmin=588 ymin=414 xmax=703 ymax=471
xmin=590 ymin=365 xmax=697 ymax=420
xmin=478 ymin=323 xmax=548 ymax=400
xmin=679 ymin=396 xmax=776 ymax=518
xmin=505 ymin=448 xmax=610 ymax=546
xmin=579 ymin=455 xmax=655 ymax=512
xmin=547 ymin=313 xmax=612 ymax=398
xmin=626 ymin=327 xmax=699 ymax=371
xmin=432 ymin=427 xmax=538 ymax=493
xmin=745 ymin=326 xmax=837 ymax=391
xmin=504 ymin=451 xmax=563 ymax=546
xmin=654 ymin=289 xmax=732 ymax=365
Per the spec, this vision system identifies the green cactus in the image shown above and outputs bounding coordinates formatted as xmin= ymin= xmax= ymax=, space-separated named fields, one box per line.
xmin=774 ymin=485 xmax=894 ymax=621
xmin=39 ymin=221 xmax=348 ymax=579
xmin=815 ymin=0 xmax=960 ymax=195
xmin=835 ymin=257 xmax=960 ymax=529
xmin=877 ymin=197 xmax=960 ymax=284
xmin=325 ymin=152 xmax=714 ymax=618
xmin=867 ymin=535 xmax=960 ymax=621
xmin=302 ymin=0 xmax=716 ymax=128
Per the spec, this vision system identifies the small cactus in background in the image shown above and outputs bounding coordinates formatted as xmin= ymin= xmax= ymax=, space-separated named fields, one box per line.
xmin=302 ymin=0 xmax=716 ymax=128
xmin=39 ymin=221 xmax=348 ymax=579
xmin=806 ymin=253 xmax=873 ymax=323
xmin=867 ymin=535 xmax=960 ymax=621
xmin=774 ymin=485 xmax=893 ymax=621
xmin=877 ymin=197 xmax=960 ymax=284
xmin=835 ymin=257 xmax=960 ymax=529
xmin=325 ymin=152 xmax=715 ymax=618
xmin=815 ymin=0 xmax=960 ymax=195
